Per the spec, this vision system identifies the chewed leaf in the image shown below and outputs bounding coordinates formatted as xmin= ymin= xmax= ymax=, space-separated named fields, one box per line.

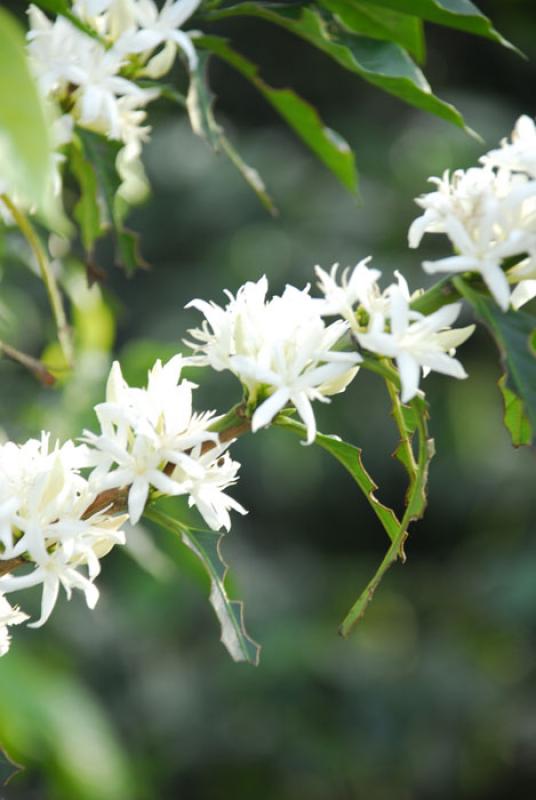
xmin=276 ymin=415 xmax=399 ymax=542
xmin=145 ymin=507 xmax=260 ymax=665
xmin=456 ymin=279 xmax=536 ymax=446
xmin=0 ymin=747 xmax=23 ymax=786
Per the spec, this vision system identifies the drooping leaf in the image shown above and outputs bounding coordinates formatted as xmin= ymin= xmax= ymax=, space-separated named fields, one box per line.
xmin=145 ymin=507 xmax=260 ymax=665
xmin=275 ymin=415 xmax=399 ymax=542
xmin=0 ymin=9 xmax=53 ymax=212
xmin=186 ymin=52 xmax=277 ymax=213
xmin=456 ymin=279 xmax=536 ymax=446
xmin=318 ymin=0 xmax=425 ymax=62
xmin=69 ymin=137 xmax=102 ymax=255
xmin=358 ymin=0 xmax=518 ymax=51
xmin=204 ymin=5 xmax=470 ymax=132
xmin=77 ymin=130 xmax=146 ymax=275
xmin=0 ymin=747 xmax=23 ymax=786
xmin=198 ymin=36 xmax=358 ymax=193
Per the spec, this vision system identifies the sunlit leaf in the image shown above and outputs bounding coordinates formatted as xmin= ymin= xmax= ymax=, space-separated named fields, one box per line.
xmin=0 ymin=9 xmax=53 ymax=212
xmin=205 ymin=5 xmax=470 ymax=132
xmin=198 ymin=36 xmax=358 ymax=193
xmin=145 ymin=507 xmax=260 ymax=665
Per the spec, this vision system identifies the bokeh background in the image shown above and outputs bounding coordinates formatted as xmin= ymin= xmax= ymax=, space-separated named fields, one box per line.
xmin=1 ymin=1 xmax=536 ymax=798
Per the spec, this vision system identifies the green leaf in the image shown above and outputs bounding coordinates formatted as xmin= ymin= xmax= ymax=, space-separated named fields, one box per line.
xmin=0 ymin=747 xmax=22 ymax=786
xmin=204 ymin=5 xmax=470 ymax=132
xmin=186 ymin=52 xmax=277 ymax=214
xmin=498 ymin=376 xmax=533 ymax=448
xmin=77 ymin=130 xmax=146 ymax=275
xmin=69 ymin=137 xmax=102 ymax=255
xmin=317 ymin=0 xmax=425 ymax=62
xmin=275 ymin=415 xmax=399 ymax=542
xmin=455 ymin=279 xmax=536 ymax=446
xmin=145 ymin=507 xmax=260 ymax=666
xmin=337 ymin=397 xmax=434 ymax=635
xmin=0 ymin=9 xmax=54 ymax=212
xmin=358 ymin=0 xmax=518 ymax=52
xmin=198 ymin=36 xmax=358 ymax=193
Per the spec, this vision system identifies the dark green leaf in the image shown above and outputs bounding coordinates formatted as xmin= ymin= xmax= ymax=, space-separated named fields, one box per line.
xmin=358 ymin=0 xmax=518 ymax=51
xmin=77 ymin=129 xmax=146 ymax=275
xmin=0 ymin=9 xmax=53 ymax=211
xmin=69 ymin=137 xmax=102 ymax=255
xmin=145 ymin=507 xmax=260 ymax=665
xmin=275 ymin=415 xmax=399 ymax=542
xmin=0 ymin=747 xmax=23 ymax=786
xmin=186 ymin=52 xmax=277 ymax=213
xmin=456 ymin=279 xmax=536 ymax=445
xmin=204 ymin=5 xmax=470 ymax=131
xmin=318 ymin=0 xmax=425 ymax=61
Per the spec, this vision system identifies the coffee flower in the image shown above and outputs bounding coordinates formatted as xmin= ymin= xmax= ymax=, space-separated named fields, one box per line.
xmin=186 ymin=277 xmax=361 ymax=444
xmin=0 ymin=434 xmax=126 ymax=630
xmin=83 ymin=356 xmax=246 ymax=528
xmin=356 ymin=283 xmax=474 ymax=403
xmin=0 ymin=595 xmax=28 ymax=657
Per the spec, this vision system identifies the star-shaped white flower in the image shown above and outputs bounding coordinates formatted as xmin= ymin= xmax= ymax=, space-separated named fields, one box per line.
xmin=356 ymin=285 xmax=474 ymax=403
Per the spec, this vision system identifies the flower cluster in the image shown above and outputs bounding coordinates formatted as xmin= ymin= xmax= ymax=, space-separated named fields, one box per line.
xmin=409 ymin=115 xmax=536 ymax=311
xmin=0 ymin=433 xmax=127 ymax=652
xmin=186 ymin=276 xmax=361 ymax=444
xmin=83 ymin=355 xmax=246 ymax=529
xmin=315 ymin=260 xmax=474 ymax=403
xmin=187 ymin=265 xmax=474 ymax=429
xmin=0 ymin=356 xmax=247 ymax=656
xmin=23 ymin=0 xmax=202 ymax=202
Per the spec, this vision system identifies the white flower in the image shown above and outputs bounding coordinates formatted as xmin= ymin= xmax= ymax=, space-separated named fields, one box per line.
xmin=409 ymin=144 xmax=536 ymax=311
xmin=482 ymin=115 xmax=536 ymax=178
xmin=0 ymin=435 xmax=126 ymax=627
xmin=175 ymin=443 xmax=247 ymax=532
xmin=186 ymin=277 xmax=361 ymax=444
xmin=83 ymin=357 xmax=245 ymax=529
xmin=508 ymin=256 xmax=536 ymax=310
xmin=0 ymin=594 xmax=28 ymax=657
xmin=116 ymin=0 xmax=202 ymax=71
xmin=356 ymin=284 xmax=474 ymax=403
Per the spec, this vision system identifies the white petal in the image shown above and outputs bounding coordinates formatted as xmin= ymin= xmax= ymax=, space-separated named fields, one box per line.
xmin=252 ymin=387 xmax=290 ymax=432
xmin=128 ymin=477 xmax=150 ymax=524
xmin=396 ymin=352 xmax=421 ymax=403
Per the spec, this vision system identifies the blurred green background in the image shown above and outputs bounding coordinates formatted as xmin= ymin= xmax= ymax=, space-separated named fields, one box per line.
xmin=1 ymin=1 xmax=536 ymax=798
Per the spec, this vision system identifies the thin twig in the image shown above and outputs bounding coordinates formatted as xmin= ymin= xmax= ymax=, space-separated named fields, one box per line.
xmin=1 ymin=194 xmax=74 ymax=367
